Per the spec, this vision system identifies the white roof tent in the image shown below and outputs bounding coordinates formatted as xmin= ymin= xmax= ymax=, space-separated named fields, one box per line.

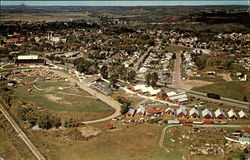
xmin=239 ymin=110 xmax=248 ymax=119
xmin=17 ymin=55 xmax=39 ymax=60
xmin=189 ymin=108 xmax=199 ymax=117
xmin=215 ymin=108 xmax=226 ymax=118
xmin=133 ymin=84 xmax=161 ymax=96
xmin=202 ymin=108 xmax=213 ymax=118
xmin=228 ymin=109 xmax=237 ymax=118
xmin=177 ymin=107 xmax=187 ymax=116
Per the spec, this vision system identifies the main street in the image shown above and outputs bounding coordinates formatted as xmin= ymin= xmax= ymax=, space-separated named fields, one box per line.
xmin=0 ymin=103 xmax=46 ymax=160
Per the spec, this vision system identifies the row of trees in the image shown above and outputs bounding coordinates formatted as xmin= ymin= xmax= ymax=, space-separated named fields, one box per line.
xmin=11 ymin=104 xmax=79 ymax=129
xmin=145 ymin=72 xmax=159 ymax=87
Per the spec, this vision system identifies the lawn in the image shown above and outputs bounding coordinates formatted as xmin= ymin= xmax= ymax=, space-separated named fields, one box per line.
xmin=192 ymin=81 xmax=250 ymax=101
xmin=13 ymin=81 xmax=114 ymax=121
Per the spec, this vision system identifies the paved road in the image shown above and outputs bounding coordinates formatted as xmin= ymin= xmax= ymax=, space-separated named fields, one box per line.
xmin=171 ymin=52 xmax=183 ymax=89
xmin=134 ymin=46 xmax=153 ymax=71
xmin=52 ymin=70 xmax=121 ymax=124
xmin=168 ymin=86 xmax=250 ymax=110
xmin=159 ymin=124 xmax=250 ymax=152
xmin=0 ymin=103 xmax=46 ymax=160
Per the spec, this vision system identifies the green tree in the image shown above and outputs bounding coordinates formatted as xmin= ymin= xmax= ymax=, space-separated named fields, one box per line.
xmin=145 ymin=73 xmax=151 ymax=86
xmin=100 ymin=65 xmax=108 ymax=79
xmin=151 ymin=72 xmax=159 ymax=87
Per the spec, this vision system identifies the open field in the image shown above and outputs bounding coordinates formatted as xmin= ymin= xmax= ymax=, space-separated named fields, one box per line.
xmin=1 ymin=12 xmax=98 ymax=22
xmin=13 ymin=81 xmax=114 ymax=121
xmin=22 ymin=122 xmax=160 ymax=160
xmin=0 ymin=114 xmax=36 ymax=160
xmin=153 ymin=126 xmax=250 ymax=160
xmin=193 ymin=81 xmax=250 ymax=101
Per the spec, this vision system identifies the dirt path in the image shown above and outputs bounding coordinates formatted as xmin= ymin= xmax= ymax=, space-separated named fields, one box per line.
xmin=172 ymin=52 xmax=183 ymax=89
xmin=52 ymin=70 xmax=121 ymax=124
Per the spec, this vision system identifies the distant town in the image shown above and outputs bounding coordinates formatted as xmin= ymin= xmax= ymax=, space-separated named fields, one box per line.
xmin=0 ymin=4 xmax=249 ymax=160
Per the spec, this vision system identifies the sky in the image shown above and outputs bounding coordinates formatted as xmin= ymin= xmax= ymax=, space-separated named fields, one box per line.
xmin=1 ymin=1 xmax=249 ymax=6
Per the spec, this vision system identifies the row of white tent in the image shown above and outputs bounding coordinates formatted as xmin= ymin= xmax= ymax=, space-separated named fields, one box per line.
xmin=166 ymin=107 xmax=248 ymax=119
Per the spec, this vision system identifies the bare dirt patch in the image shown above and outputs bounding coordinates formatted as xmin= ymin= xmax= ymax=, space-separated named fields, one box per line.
xmin=45 ymin=94 xmax=72 ymax=105
xmin=182 ymin=80 xmax=213 ymax=90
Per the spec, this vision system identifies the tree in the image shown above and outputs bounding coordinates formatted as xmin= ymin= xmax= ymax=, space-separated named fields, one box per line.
xmin=110 ymin=73 xmax=119 ymax=87
xmin=127 ymin=70 xmax=136 ymax=82
xmin=145 ymin=73 xmax=151 ymax=86
xmin=151 ymin=72 xmax=159 ymax=87
xmin=243 ymin=96 xmax=248 ymax=102
xmin=100 ymin=65 xmax=108 ymax=79
xmin=120 ymin=103 xmax=129 ymax=114
xmin=37 ymin=114 xmax=52 ymax=130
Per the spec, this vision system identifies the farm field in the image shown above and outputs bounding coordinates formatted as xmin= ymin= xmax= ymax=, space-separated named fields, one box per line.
xmin=192 ymin=81 xmax=250 ymax=101
xmin=13 ymin=81 xmax=114 ymax=121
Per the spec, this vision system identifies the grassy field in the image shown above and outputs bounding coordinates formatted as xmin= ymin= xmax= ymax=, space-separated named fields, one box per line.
xmin=1 ymin=12 xmax=98 ymax=22
xmin=193 ymin=81 xmax=250 ymax=101
xmin=13 ymin=81 xmax=114 ymax=121
xmin=152 ymin=126 xmax=250 ymax=160
xmin=22 ymin=122 xmax=160 ymax=160
xmin=0 ymin=114 xmax=36 ymax=160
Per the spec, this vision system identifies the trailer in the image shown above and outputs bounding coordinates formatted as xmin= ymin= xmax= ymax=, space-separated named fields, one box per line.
xmin=193 ymin=121 xmax=204 ymax=125
xmin=167 ymin=120 xmax=180 ymax=124
xmin=207 ymin=93 xmax=221 ymax=100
